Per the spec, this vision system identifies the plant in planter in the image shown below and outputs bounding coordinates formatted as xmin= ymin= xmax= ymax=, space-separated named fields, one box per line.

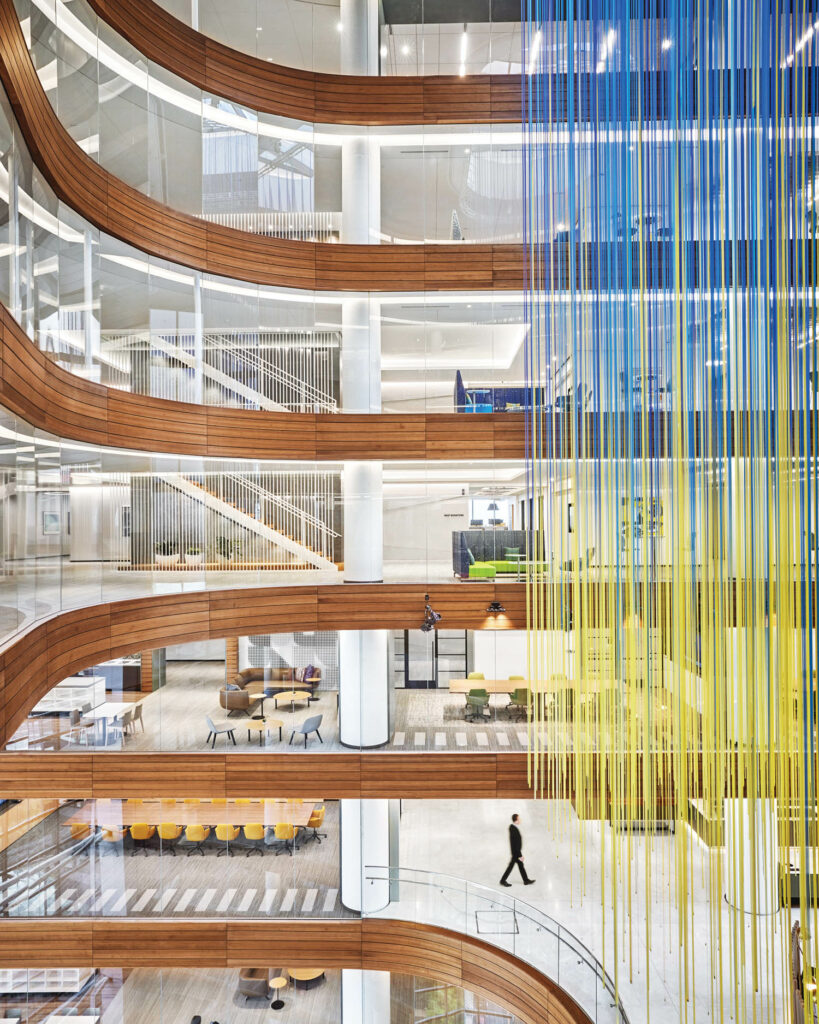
xmin=215 ymin=535 xmax=241 ymax=564
xmin=185 ymin=544 xmax=204 ymax=567
xmin=154 ymin=538 xmax=180 ymax=567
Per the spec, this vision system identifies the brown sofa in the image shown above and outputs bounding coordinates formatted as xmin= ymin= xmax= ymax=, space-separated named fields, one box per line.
xmin=231 ymin=666 xmax=321 ymax=696
xmin=219 ymin=687 xmax=260 ymax=717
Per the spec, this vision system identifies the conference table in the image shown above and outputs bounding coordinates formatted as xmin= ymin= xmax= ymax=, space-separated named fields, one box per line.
xmin=64 ymin=799 xmax=320 ymax=829
xmin=449 ymin=678 xmax=616 ymax=694
xmin=81 ymin=701 xmax=133 ymax=744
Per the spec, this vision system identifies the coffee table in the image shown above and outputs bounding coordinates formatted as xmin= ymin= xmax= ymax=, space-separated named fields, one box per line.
xmin=288 ymin=967 xmax=325 ymax=989
xmin=246 ymin=718 xmax=284 ymax=746
xmin=273 ymin=690 xmax=312 ymax=712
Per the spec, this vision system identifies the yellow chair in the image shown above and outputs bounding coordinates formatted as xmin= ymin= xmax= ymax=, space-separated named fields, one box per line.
xmin=129 ymin=822 xmax=156 ymax=856
xmin=273 ymin=822 xmax=296 ymax=857
xmin=184 ymin=798 xmax=201 ymax=805
xmin=215 ymin=823 xmax=240 ymax=857
xmin=467 ymin=671 xmax=485 ymax=680
xmin=508 ymin=675 xmax=525 ymax=681
xmin=161 ymin=798 xmax=177 ymax=806
xmin=211 ymin=798 xmax=227 ymax=805
xmin=235 ymin=799 xmax=251 ymax=805
xmin=158 ymin=822 xmax=183 ymax=856
xmin=305 ymin=805 xmax=327 ymax=844
xmin=243 ymin=822 xmax=265 ymax=857
xmin=127 ymin=798 xmax=143 ymax=805
xmin=183 ymin=823 xmax=210 ymax=856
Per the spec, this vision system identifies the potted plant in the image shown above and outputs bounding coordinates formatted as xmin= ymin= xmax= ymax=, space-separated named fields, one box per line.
xmin=185 ymin=544 xmax=204 ymax=567
xmin=154 ymin=538 xmax=180 ymax=567
xmin=215 ymin=535 xmax=241 ymax=564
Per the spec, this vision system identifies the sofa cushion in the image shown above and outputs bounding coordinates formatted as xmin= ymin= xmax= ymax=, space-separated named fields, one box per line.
xmin=468 ymin=562 xmax=496 ymax=579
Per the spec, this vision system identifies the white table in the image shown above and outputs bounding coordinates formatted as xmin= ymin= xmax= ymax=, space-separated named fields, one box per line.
xmin=82 ymin=702 xmax=131 ymax=744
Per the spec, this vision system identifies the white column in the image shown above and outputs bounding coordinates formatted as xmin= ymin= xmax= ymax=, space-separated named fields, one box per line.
xmin=341 ymin=970 xmax=391 ymax=1023
xmin=341 ymin=297 xmax=380 ymax=413
xmin=7 ymin=153 xmax=19 ymax=323
xmin=189 ymin=0 xmax=199 ymax=30
xmin=724 ymin=798 xmax=778 ymax=915
xmin=339 ymin=0 xmax=378 ymax=76
xmin=343 ymin=462 xmax=382 ymax=582
xmin=339 ymin=630 xmax=389 ymax=747
xmin=83 ymin=228 xmax=99 ymax=375
xmin=193 ymin=270 xmax=204 ymax=404
xmin=340 ymin=799 xmax=390 ymax=912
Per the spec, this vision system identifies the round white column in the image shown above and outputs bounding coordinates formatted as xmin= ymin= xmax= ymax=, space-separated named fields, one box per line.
xmin=343 ymin=462 xmax=382 ymax=583
xmin=724 ymin=798 xmax=778 ymax=915
xmin=341 ymin=799 xmax=390 ymax=912
xmin=339 ymin=0 xmax=378 ymax=76
xmin=341 ymin=969 xmax=391 ymax=1023
xmin=339 ymin=630 xmax=390 ymax=747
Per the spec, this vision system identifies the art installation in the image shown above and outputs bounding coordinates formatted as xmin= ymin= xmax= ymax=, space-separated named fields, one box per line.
xmin=523 ymin=4 xmax=817 ymax=1021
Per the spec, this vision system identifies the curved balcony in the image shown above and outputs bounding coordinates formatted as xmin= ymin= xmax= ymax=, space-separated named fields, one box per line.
xmin=0 ymin=0 xmax=524 ymax=290
xmin=0 ymin=917 xmax=596 ymax=1023
xmin=365 ymin=866 xmax=628 ymax=1024
xmin=85 ymin=0 xmax=522 ymax=122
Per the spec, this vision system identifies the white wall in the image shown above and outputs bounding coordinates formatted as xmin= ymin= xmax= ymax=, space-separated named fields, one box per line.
xmin=166 ymin=640 xmax=226 ymax=661
xmin=382 ymin=488 xmax=468 ymax=564
xmin=473 ymin=629 xmax=573 ymax=679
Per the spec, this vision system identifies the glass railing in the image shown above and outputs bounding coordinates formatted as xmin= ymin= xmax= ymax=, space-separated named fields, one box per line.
xmin=364 ymin=865 xmax=629 ymax=1024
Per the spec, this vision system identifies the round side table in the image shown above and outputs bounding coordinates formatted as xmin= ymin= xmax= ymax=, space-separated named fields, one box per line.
xmin=269 ymin=976 xmax=287 ymax=1010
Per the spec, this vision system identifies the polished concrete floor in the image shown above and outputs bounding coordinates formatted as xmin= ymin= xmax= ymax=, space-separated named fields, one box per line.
xmin=397 ymin=799 xmax=798 ymax=1024
xmin=10 ymin=660 xmax=559 ymax=754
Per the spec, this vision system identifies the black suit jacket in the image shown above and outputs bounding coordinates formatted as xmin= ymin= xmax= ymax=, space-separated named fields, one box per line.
xmin=509 ymin=823 xmax=522 ymax=857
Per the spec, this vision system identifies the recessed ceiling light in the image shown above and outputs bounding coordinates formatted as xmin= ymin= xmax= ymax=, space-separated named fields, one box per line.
xmin=380 ymin=45 xmax=387 ymax=57
xmin=401 ymin=44 xmax=410 ymax=55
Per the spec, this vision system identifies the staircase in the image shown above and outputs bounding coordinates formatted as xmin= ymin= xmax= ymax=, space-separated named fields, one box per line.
xmin=99 ymin=330 xmax=338 ymax=412
xmin=161 ymin=473 xmax=339 ymax=572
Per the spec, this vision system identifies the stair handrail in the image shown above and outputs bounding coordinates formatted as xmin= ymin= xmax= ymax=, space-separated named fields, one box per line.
xmin=220 ymin=472 xmax=340 ymax=539
xmin=99 ymin=330 xmax=337 ymax=411
xmin=364 ymin=865 xmax=629 ymax=1024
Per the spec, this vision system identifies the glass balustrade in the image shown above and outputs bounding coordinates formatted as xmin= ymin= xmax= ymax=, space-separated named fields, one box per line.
xmin=363 ymin=866 xmax=627 ymax=1024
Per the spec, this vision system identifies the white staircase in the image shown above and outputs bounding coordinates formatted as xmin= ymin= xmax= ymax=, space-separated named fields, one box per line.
xmin=161 ymin=474 xmax=339 ymax=572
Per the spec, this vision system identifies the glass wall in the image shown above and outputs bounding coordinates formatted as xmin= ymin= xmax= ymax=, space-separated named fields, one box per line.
xmin=0 ymin=966 xmax=522 ymax=1023
xmin=16 ymin=0 xmax=525 ymax=244
xmin=0 ymin=396 xmax=526 ymax=643
xmin=0 ymin=796 xmax=343 ymax=919
xmin=0 ymin=64 xmax=526 ymax=410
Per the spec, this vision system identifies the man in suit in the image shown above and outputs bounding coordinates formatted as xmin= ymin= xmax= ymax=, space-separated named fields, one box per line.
xmin=500 ymin=812 xmax=535 ymax=886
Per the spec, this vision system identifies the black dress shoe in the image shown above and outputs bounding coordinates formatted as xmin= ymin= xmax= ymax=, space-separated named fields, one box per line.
xmin=524 ymin=879 xmax=535 ymax=885
xmin=500 ymin=881 xmax=512 ymax=887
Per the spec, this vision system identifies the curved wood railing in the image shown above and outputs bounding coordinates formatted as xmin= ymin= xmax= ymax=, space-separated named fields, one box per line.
xmin=0 ymin=303 xmax=524 ymax=460
xmin=0 ymin=582 xmax=526 ymax=746
xmin=0 ymin=0 xmax=522 ymax=292
xmin=0 ymin=918 xmax=592 ymax=1024
xmin=85 ymin=0 xmax=521 ymax=126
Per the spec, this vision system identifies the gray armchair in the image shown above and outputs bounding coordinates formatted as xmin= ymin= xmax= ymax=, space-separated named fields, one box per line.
xmin=289 ymin=714 xmax=323 ymax=747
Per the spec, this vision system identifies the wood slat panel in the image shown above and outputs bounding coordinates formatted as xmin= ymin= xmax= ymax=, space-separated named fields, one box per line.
xmin=85 ymin=0 xmax=521 ymax=126
xmin=0 ymin=919 xmax=593 ymax=1024
xmin=0 ymin=0 xmax=525 ymax=292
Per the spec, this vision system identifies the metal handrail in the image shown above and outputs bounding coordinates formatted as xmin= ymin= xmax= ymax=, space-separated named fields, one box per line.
xmin=365 ymin=865 xmax=629 ymax=1024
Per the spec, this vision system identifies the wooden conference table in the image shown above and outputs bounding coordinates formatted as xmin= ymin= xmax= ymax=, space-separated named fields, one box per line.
xmin=449 ymin=678 xmax=616 ymax=695
xmin=65 ymin=799 xmax=320 ymax=829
